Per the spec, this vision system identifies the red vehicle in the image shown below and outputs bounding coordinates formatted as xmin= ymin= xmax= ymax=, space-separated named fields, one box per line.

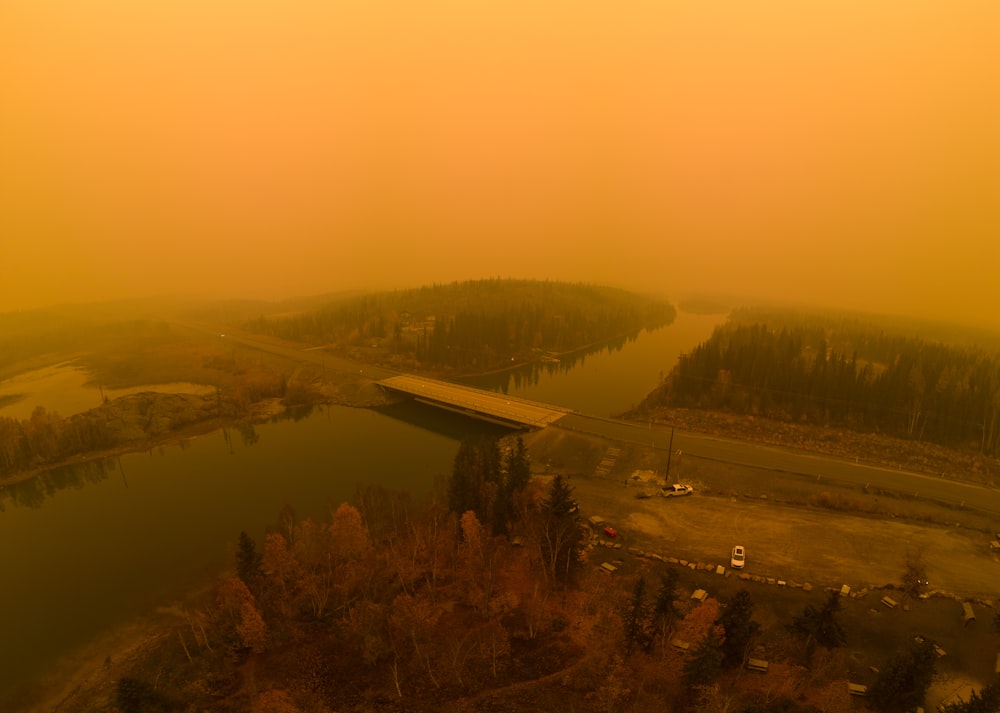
xmin=603 ymin=527 xmax=618 ymax=538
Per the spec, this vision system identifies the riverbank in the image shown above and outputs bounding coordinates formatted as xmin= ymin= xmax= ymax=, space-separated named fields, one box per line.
xmin=11 ymin=421 xmax=1000 ymax=713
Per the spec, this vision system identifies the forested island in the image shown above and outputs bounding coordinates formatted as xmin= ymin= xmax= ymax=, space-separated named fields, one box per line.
xmin=632 ymin=308 xmax=1000 ymax=459
xmin=243 ymin=279 xmax=677 ymax=373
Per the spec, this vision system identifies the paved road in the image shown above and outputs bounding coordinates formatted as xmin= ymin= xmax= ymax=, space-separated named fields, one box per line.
xmin=174 ymin=323 xmax=1000 ymax=517
xmin=174 ymin=321 xmax=400 ymax=380
xmin=555 ymin=413 xmax=1000 ymax=516
xmin=379 ymin=375 xmax=569 ymax=427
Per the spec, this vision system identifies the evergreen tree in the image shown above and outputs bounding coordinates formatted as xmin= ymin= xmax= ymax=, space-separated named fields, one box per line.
xmin=539 ymin=474 xmax=583 ymax=583
xmin=940 ymin=676 xmax=1000 ymax=713
xmin=683 ymin=630 xmax=723 ymax=690
xmin=622 ymin=576 xmax=653 ymax=654
xmin=716 ymin=588 xmax=759 ymax=668
xmin=236 ymin=531 xmax=263 ymax=588
xmin=652 ymin=568 xmax=682 ymax=624
xmin=867 ymin=639 xmax=938 ymax=713
xmin=542 ymin=473 xmax=577 ymax=517
xmin=504 ymin=436 xmax=532 ymax=492
xmin=448 ymin=440 xmax=482 ymax=516
xmin=787 ymin=590 xmax=846 ymax=663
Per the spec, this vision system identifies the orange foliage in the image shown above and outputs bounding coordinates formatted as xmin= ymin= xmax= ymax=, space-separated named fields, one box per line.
xmin=237 ymin=600 xmax=268 ymax=654
xmin=251 ymin=689 xmax=302 ymax=713
xmin=262 ymin=533 xmax=300 ymax=618
xmin=329 ymin=502 xmax=370 ymax=560
xmin=216 ymin=576 xmax=268 ymax=654
xmin=676 ymin=598 xmax=721 ymax=645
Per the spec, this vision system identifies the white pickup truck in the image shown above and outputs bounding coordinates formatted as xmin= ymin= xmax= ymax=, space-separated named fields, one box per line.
xmin=660 ymin=484 xmax=694 ymax=498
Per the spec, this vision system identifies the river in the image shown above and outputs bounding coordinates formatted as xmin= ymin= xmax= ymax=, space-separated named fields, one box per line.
xmin=0 ymin=310 xmax=725 ymax=703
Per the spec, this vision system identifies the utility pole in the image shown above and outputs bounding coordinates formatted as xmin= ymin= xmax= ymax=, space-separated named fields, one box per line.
xmin=665 ymin=427 xmax=675 ymax=482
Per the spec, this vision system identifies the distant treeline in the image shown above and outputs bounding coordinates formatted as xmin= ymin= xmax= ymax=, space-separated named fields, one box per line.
xmin=640 ymin=308 xmax=1000 ymax=456
xmin=244 ymin=279 xmax=676 ymax=372
xmin=0 ymin=377 xmax=288 ymax=482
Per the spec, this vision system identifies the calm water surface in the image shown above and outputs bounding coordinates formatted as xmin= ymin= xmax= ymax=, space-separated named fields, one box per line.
xmin=0 ymin=310 xmax=725 ymax=701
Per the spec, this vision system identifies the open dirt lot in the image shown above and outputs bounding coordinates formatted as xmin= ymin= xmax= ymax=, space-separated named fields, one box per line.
xmin=522 ymin=426 xmax=1000 ymax=706
xmin=524 ymin=426 xmax=1000 ymax=600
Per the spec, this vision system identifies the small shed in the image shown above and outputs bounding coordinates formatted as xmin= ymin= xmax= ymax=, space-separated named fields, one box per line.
xmin=691 ymin=588 xmax=708 ymax=602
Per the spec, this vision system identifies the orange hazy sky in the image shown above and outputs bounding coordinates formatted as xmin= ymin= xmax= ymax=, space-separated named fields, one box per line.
xmin=3 ymin=1 xmax=998 ymax=325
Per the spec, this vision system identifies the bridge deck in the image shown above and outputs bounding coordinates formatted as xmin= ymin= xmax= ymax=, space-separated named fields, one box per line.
xmin=378 ymin=375 xmax=571 ymax=428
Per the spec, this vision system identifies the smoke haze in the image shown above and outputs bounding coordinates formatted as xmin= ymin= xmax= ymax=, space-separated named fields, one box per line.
xmin=3 ymin=1 xmax=998 ymax=326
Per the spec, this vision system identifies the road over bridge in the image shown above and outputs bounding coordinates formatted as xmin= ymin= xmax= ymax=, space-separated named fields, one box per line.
xmin=378 ymin=375 xmax=572 ymax=428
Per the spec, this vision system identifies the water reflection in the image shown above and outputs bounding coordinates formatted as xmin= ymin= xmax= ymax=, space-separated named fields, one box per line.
xmin=0 ymin=458 xmax=117 ymax=511
xmin=467 ymin=330 xmax=643 ymax=395
xmin=375 ymin=399 xmax=513 ymax=441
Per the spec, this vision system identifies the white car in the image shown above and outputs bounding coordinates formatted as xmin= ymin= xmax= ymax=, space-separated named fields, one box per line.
xmin=660 ymin=483 xmax=694 ymax=498
xmin=731 ymin=545 xmax=746 ymax=569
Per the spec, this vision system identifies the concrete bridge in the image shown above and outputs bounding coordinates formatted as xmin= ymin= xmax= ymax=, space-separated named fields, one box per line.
xmin=377 ymin=375 xmax=571 ymax=428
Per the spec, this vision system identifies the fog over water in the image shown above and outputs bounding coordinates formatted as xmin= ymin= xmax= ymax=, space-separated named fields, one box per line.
xmin=2 ymin=1 xmax=998 ymax=327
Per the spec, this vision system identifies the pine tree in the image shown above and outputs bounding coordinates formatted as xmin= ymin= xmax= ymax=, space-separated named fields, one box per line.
xmin=236 ymin=531 xmax=263 ymax=588
xmin=539 ymin=474 xmax=583 ymax=583
xmin=940 ymin=677 xmax=1000 ymax=713
xmin=787 ymin=590 xmax=846 ymax=664
xmin=867 ymin=639 xmax=938 ymax=713
xmin=622 ymin=577 xmax=652 ymax=654
xmin=448 ymin=441 xmax=481 ymax=516
xmin=716 ymin=588 xmax=759 ymax=668
xmin=652 ymin=569 xmax=682 ymax=623
xmin=505 ymin=436 xmax=531 ymax=492
xmin=683 ymin=630 xmax=723 ymax=689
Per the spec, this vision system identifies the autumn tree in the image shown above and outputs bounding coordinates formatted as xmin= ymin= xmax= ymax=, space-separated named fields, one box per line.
xmin=388 ymin=591 xmax=443 ymax=690
xmin=458 ymin=510 xmax=507 ymax=619
xmin=787 ymin=590 xmax=846 ymax=664
xmin=329 ymin=502 xmax=373 ymax=616
xmin=216 ymin=577 xmax=268 ymax=654
xmin=251 ymin=690 xmax=302 ymax=713
xmin=262 ymin=532 xmax=300 ymax=619
xmin=479 ymin=619 xmax=512 ymax=678
xmin=292 ymin=518 xmax=335 ymax=618
xmin=867 ymin=639 xmax=938 ymax=713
